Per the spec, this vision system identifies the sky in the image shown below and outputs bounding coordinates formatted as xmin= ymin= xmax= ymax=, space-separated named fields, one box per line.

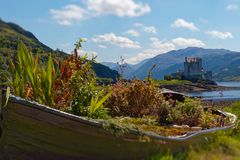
xmin=1 ymin=0 xmax=240 ymax=64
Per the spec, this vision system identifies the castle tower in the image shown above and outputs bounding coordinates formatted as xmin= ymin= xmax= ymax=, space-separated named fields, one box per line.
xmin=184 ymin=57 xmax=202 ymax=76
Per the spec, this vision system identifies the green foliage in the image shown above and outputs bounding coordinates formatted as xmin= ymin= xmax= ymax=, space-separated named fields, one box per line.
xmin=70 ymin=61 xmax=111 ymax=119
xmin=7 ymin=42 xmax=28 ymax=97
xmin=167 ymin=98 xmax=204 ymax=126
xmin=164 ymin=75 xmax=173 ymax=81
xmin=185 ymin=102 xmax=240 ymax=159
xmin=40 ymin=54 xmax=55 ymax=106
xmin=0 ymin=54 xmax=8 ymax=86
xmin=157 ymin=98 xmax=228 ymax=128
xmin=103 ymin=116 xmax=198 ymax=137
xmin=7 ymin=41 xmax=56 ymax=106
xmin=151 ymin=102 xmax=240 ymax=160
xmin=199 ymin=110 xmax=220 ymax=128
xmin=157 ymin=100 xmax=171 ymax=124
xmin=106 ymin=80 xmax=165 ymax=117
xmin=74 ymin=38 xmax=86 ymax=49
xmin=65 ymin=40 xmax=111 ymax=119
xmin=89 ymin=91 xmax=111 ymax=119
xmin=102 ymin=118 xmax=130 ymax=137
xmin=70 ymin=56 xmax=97 ymax=115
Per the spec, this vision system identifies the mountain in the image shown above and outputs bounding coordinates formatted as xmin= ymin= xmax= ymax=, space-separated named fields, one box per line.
xmin=131 ymin=58 xmax=150 ymax=70
xmin=0 ymin=19 xmax=68 ymax=61
xmin=101 ymin=62 xmax=118 ymax=69
xmin=92 ymin=63 xmax=119 ymax=81
xmin=101 ymin=58 xmax=150 ymax=79
xmin=0 ymin=19 xmax=119 ymax=81
xmin=132 ymin=47 xmax=240 ymax=81
xmin=101 ymin=62 xmax=135 ymax=78
xmin=113 ymin=63 xmax=135 ymax=78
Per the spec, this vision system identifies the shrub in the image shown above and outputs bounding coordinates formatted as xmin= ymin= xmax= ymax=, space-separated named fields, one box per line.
xmin=70 ymin=69 xmax=111 ymax=119
xmin=157 ymin=100 xmax=171 ymax=124
xmin=54 ymin=39 xmax=110 ymax=119
xmin=166 ymin=98 xmax=204 ymax=126
xmin=106 ymin=80 xmax=165 ymax=117
xmin=70 ymin=70 xmax=110 ymax=118
xmin=199 ymin=110 xmax=219 ymax=128
xmin=54 ymin=53 xmax=96 ymax=110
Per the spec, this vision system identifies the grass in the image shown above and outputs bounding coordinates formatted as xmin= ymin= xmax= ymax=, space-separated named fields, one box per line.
xmin=102 ymin=106 xmax=232 ymax=138
xmin=152 ymin=79 xmax=191 ymax=85
xmin=103 ymin=116 xmax=199 ymax=137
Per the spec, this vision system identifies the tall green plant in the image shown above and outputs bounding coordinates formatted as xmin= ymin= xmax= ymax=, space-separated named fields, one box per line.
xmin=40 ymin=54 xmax=55 ymax=106
xmin=8 ymin=41 xmax=56 ymax=106
xmin=7 ymin=41 xmax=28 ymax=97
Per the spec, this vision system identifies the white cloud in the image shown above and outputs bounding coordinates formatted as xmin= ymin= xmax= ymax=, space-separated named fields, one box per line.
xmin=98 ymin=44 xmax=107 ymax=49
xmin=143 ymin=26 xmax=157 ymax=34
xmin=226 ymin=4 xmax=239 ymax=11
xmin=50 ymin=4 xmax=88 ymax=26
xmin=133 ymin=23 xmax=144 ymax=27
xmin=206 ymin=30 xmax=233 ymax=39
xmin=86 ymin=0 xmax=151 ymax=17
xmin=126 ymin=51 xmax=153 ymax=64
xmin=134 ymin=23 xmax=157 ymax=34
xmin=126 ymin=37 xmax=206 ymax=64
xmin=124 ymin=29 xmax=140 ymax=37
xmin=77 ymin=50 xmax=98 ymax=60
xmin=92 ymin=32 xmax=141 ymax=49
xmin=150 ymin=37 xmax=175 ymax=51
xmin=149 ymin=37 xmax=159 ymax=42
xmin=126 ymin=38 xmax=175 ymax=64
xmin=126 ymin=36 xmax=206 ymax=64
xmin=171 ymin=18 xmax=199 ymax=31
xmin=172 ymin=37 xmax=205 ymax=47
xmin=50 ymin=1 xmax=151 ymax=26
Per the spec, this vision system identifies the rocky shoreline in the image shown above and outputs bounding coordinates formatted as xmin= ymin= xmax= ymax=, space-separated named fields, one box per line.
xmin=160 ymin=83 xmax=240 ymax=93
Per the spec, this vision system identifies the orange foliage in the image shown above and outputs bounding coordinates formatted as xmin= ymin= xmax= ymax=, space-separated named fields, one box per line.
xmin=54 ymin=53 xmax=82 ymax=110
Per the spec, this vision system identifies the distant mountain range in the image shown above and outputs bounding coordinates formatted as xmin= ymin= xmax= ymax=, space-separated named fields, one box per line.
xmin=2 ymin=19 xmax=240 ymax=82
xmin=101 ymin=58 xmax=149 ymax=78
xmin=102 ymin=47 xmax=240 ymax=81
xmin=0 ymin=19 xmax=119 ymax=81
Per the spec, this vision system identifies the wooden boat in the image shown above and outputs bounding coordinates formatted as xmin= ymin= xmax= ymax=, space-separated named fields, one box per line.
xmin=0 ymin=90 xmax=237 ymax=160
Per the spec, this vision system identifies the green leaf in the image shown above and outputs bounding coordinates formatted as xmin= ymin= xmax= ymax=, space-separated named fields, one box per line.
xmin=95 ymin=92 xmax=112 ymax=110
xmin=3 ymin=87 xmax=10 ymax=108
xmin=47 ymin=54 xmax=53 ymax=93
xmin=90 ymin=96 xmax=95 ymax=114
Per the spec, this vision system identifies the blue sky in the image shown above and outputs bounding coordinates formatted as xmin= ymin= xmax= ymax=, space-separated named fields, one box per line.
xmin=1 ymin=0 xmax=240 ymax=64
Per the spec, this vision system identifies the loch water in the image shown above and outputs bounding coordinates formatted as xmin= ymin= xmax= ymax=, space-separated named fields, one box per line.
xmin=188 ymin=82 xmax=240 ymax=101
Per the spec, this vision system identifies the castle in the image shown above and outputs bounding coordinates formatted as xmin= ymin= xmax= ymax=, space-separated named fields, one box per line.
xmin=168 ymin=57 xmax=212 ymax=81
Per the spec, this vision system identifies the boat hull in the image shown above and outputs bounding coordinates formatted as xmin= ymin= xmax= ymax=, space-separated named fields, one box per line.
xmin=0 ymin=94 xmax=236 ymax=159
